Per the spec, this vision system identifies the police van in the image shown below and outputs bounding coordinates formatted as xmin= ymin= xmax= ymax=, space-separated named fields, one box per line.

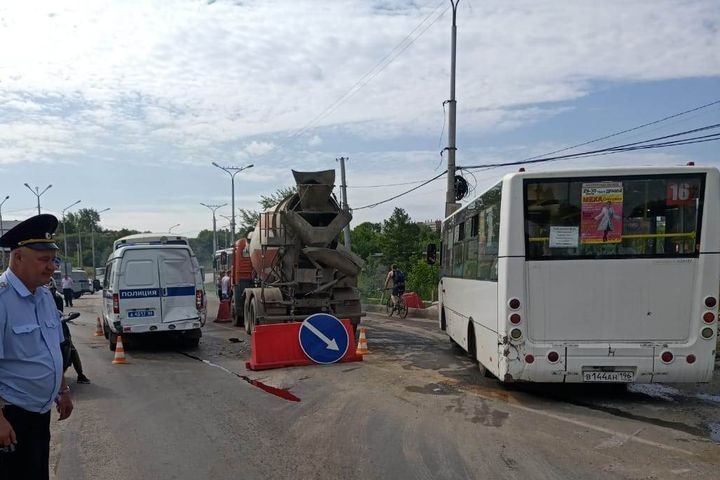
xmin=101 ymin=234 xmax=207 ymax=349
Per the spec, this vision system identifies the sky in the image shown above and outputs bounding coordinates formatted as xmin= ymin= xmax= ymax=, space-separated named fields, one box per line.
xmin=0 ymin=0 xmax=719 ymax=237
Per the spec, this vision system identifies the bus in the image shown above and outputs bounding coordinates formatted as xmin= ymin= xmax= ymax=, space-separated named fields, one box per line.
xmin=437 ymin=165 xmax=719 ymax=383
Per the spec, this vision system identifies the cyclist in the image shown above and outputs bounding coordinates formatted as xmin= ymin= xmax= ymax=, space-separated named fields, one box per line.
xmin=383 ymin=264 xmax=406 ymax=313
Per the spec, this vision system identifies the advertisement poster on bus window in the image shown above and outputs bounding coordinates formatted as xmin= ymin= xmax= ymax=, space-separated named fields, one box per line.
xmin=581 ymin=182 xmax=623 ymax=244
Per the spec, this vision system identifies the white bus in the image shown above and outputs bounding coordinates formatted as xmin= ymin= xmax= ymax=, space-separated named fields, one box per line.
xmin=437 ymin=165 xmax=719 ymax=383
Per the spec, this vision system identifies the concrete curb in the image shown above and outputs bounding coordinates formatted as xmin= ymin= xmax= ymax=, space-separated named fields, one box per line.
xmin=363 ymin=303 xmax=438 ymax=320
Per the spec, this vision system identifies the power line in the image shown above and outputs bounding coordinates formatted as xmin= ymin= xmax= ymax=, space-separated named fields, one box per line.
xmin=356 ymin=125 xmax=720 ymax=211
xmin=349 ymin=179 xmax=428 ymax=189
xmin=288 ymin=1 xmax=450 ymax=140
xmin=460 ymin=124 xmax=720 ymax=170
xmin=353 ymin=100 xmax=720 ymax=210
xmin=518 ymin=99 xmax=720 ymax=163
xmin=354 ymin=170 xmax=447 ymax=210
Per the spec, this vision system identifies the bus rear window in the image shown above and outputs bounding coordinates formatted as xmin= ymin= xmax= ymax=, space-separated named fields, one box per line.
xmin=524 ymin=173 xmax=705 ymax=260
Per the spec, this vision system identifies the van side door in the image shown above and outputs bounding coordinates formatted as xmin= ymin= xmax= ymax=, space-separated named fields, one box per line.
xmin=159 ymin=248 xmax=198 ymax=323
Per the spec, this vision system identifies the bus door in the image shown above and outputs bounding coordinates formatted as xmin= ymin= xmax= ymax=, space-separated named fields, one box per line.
xmin=159 ymin=249 xmax=197 ymax=323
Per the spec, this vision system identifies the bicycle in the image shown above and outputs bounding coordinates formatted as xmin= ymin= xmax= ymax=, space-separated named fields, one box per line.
xmin=384 ymin=288 xmax=408 ymax=319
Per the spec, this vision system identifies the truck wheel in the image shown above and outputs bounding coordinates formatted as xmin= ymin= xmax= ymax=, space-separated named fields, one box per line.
xmin=233 ymin=299 xmax=244 ymax=328
xmin=245 ymin=299 xmax=255 ymax=335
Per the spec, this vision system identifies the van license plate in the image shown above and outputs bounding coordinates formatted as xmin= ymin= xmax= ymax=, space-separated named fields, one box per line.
xmin=128 ymin=309 xmax=155 ymax=318
xmin=583 ymin=371 xmax=634 ymax=383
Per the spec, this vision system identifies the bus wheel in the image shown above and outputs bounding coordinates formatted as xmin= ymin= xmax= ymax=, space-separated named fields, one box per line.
xmin=440 ymin=308 xmax=447 ymax=331
xmin=467 ymin=324 xmax=478 ymax=364
xmin=449 ymin=337 xmax=464 ymax=352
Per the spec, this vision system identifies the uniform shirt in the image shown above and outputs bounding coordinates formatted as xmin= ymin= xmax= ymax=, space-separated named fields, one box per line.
xmin=0 ymin=269 xmax=64 ymax=413
xmin=61 ymin=276 xmax=74 ymax=289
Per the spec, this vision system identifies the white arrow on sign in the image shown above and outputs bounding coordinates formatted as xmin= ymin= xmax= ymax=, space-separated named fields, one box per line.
xmin=302 ymin=321 xmax=339 ymax=351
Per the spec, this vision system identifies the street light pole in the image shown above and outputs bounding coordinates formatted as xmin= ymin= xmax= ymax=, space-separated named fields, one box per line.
xmin=168 ymin=224 xmax=180 ymax=234
xmin=91 ymin=208 xmax=110 ymax=279
xmin=201 ymin=202 xmax=227 ymax=286
xmin=61 ymin=200 xmax=81 ymax=274
xmin=219 ymin=215 xmax=233 ymax=249
xmin=211 ymin=162 xmax=253 ymax=244
xmin=0 ymin=195 xmax=8 ymax=270
xmin=24 ymin=183 xmax=52 ymax=215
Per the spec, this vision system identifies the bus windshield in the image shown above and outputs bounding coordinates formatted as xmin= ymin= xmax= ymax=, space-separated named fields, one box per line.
xmin=524 ymin=173 xmax=705 ymax=260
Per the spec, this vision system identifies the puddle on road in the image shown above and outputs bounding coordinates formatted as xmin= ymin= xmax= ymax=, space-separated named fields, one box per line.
xmin=629 ymin=384 xmax=720 ymax=407
xmin=708 ymin=422 xmax=720 ymax=443
xmin=406 ymin=382 xmax=457 ymax=395
xmin=627 ymin=383 xmax=680 ymax=401
xmin=178 ymin=352 xmax=300 ymax=402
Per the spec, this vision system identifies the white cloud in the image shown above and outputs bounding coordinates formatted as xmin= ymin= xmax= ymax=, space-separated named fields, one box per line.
xmin=0 ymin=0 xmax=717 ymax=231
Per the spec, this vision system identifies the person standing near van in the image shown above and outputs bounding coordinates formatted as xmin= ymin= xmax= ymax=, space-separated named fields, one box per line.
xmin=221 ymin=271 xmax=231 ymax=300
xmin=61 ymin=274 xmax=74 ymax=307
xmin=216 ymin=271 xmax=223 ymax=299
xmin=0 ymin=214 xmax=73 ymax=480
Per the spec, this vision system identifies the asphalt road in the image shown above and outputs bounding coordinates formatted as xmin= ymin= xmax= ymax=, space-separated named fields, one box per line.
xmin=49 ymin=294 xmax=720 ymax=480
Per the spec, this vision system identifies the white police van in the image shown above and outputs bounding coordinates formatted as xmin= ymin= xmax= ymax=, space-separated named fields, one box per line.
xmin=101 ymin=234 xmax=207 ymax=349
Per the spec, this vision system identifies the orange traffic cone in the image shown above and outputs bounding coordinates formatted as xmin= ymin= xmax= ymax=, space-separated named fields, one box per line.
xmin=356 ymin=327 xmax=370 ymax=355
xmin=94 ymin=317 xmax=103 ymax=337
xmin=112 ymin=335 xmax=129 ymax=364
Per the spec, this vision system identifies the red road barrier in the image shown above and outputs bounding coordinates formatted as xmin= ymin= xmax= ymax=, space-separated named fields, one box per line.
xmin=246 ymin=320 xmax=362 ymax=371
xmin=402 ymin=292 xmax=423 ymax=309
xmin=214 ymin=299 xmax=232 ymax=323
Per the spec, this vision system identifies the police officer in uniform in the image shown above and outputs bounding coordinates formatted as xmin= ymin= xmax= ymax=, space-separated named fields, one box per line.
xmin=0 ymin=214 xmax=73 ymax=480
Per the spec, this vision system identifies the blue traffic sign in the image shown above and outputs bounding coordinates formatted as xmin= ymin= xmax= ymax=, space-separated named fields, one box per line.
xmin=298 ymin=313 xmax=349 ymax=364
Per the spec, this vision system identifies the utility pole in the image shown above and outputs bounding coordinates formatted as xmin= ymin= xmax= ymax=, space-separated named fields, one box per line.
xmin=61 ymin=200 xmax=81 ymax=274
xmin=219 ymin=215 xmax=234 ymax=250
xmin=336 ymin=156 xmax=352 ymax=250
xmin=211 ymin=163 xmax=253 ymax=244
xmin=0 ymin=195 xmax=8 ymax=271
xmin=444 ymin=0 xmax=461 ymax=217
xmin=77 ymin=228 xmax=82 ymax=268
xmin=201 ymin=202 xmax=227 ymax=285
xmin=90 ymin=208 xmax=110 ymax=280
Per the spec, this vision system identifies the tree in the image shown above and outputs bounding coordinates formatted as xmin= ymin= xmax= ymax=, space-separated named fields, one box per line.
xmin=350 ymin=222 xmax=382 ymax=260
xmin=380 ymin=208 xmax=421 ymax=269
xmin=237 ymin=186 xmax=296 ymax=236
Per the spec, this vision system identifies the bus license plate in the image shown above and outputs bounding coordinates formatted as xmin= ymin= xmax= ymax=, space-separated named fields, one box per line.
xmin=583 ymin=371 xmax=634 ymax=383
xmin=128 ymin=309 xmax=155 ymax=318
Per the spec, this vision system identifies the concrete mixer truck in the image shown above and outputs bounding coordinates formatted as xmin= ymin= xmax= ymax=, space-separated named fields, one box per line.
xmin=231 ymin=169 xmax=364 ymax=334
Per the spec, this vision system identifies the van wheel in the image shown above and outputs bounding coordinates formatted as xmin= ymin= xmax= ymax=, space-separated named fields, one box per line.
xmin=183 ymin=337 xmax=200 ymax=348
xmin=102 ymin=319 xmax=110 ymax=339
xmin=245 ymin=298 xmax=255 ymax=335
xmin=108 ymin=331 xmax=117 ymax=351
